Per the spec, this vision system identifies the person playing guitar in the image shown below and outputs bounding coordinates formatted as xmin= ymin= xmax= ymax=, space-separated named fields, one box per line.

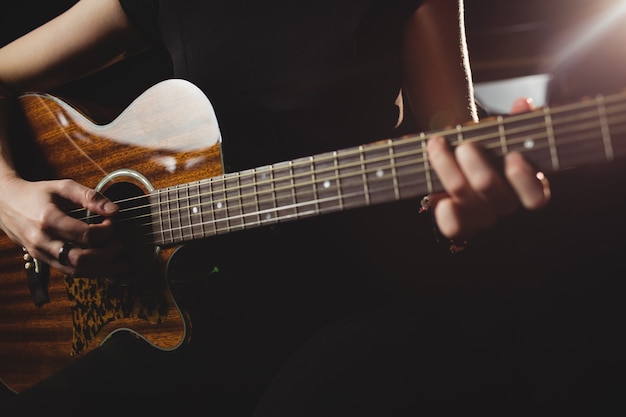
xmin=0 ymin=0 xmax=558 ymax=415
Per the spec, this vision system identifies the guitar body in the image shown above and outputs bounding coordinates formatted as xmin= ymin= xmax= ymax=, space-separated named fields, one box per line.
xmin=2 ymin=77 xmax=625 ymax=393
xmin=0 ymin=79 xmax=224 ymax=393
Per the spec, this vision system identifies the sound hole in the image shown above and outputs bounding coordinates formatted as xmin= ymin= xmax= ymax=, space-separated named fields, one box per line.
xmin=99 ymin=181 xmax=157 ymax=285
xmin=65 ymin=180 xmax=171 ymax=354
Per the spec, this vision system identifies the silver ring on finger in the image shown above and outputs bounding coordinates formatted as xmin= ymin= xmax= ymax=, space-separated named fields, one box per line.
xmin=58 ymin=242 xmax=74 ymax=266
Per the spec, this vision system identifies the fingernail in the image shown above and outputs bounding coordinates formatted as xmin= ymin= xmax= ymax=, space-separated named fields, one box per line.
xmin=104 ymin=201 xmax=118 ymax=213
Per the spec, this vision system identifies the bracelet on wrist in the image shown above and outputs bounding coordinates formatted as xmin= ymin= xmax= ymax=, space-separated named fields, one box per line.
xmin=420 ymin=195 xmax=468 ymax=254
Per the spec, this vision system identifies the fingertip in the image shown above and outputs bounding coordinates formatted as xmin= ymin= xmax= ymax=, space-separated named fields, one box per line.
xmin=510 ymin=97 xmax=535 ymax=114
xmin=93 ymin=190 xmax=118 ymax=215
xmin=505 ymin=152 xmax=551 ymax=210
xmin=103 ymin=200 xmax=119 ymax=215
xmin=426 ymin=135 xmax=446 ymax=151
xmin=433 ymin=199 xmax=462 ymax=240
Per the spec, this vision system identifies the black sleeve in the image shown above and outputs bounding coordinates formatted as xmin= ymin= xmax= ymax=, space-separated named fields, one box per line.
xmin=118 ymin=0 xmax=160 ymax=41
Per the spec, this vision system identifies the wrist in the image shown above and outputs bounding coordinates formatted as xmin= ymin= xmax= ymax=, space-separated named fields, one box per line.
xmin=0 ymin=174 xmax=24 ymax=212
xmin=0 ymin=171 xmax=20 ymax=189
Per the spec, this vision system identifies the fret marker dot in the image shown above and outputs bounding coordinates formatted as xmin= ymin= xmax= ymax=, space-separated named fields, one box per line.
xmin=265 ymin=213 xmax=273 ymax=220
xmin=376 ymin=169 xmax=384 ymax=178
xmin=192 ymin=207 xmax=199 ymax=214
xmin=216 ymin=202 xmax=223 ymax=209
xmin=323 ymin=180 xmax=331 ymax=189
xmin=523 ymin=139 xmax=535 ymax=149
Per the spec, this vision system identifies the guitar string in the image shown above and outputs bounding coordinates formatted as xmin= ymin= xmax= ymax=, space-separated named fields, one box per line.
xmin=71 ymin=102 xmax=626 ymax=243
xmin=142 ymin=109 xmax=626 ymax=242
xmin=69 ymin=93 xmax=626 ymax=223
xmin=121 ymin=102 xmax=626 ymax=216
xmin=84 ymin=96 xmax=626 ymax=224
xmin=69 ymin=100 xmax=624 ymax=224
xmin=66 ymin=95 xmax=626 ymax=242
xmin=85 ymin=123 xmax=626 ymax=247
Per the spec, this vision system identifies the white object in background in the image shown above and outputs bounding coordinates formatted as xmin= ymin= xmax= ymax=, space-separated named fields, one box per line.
xmin=473 ymin=73 xmax=552 ymax=115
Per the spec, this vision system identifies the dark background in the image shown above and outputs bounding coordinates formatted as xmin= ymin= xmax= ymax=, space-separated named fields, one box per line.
xmin=2 ymin=0 xmax=626 ymax=414
xmin=4 ymin=1 xmax=626 ymax=90
xmin=3 ymin=0 xmax=625 ymax=102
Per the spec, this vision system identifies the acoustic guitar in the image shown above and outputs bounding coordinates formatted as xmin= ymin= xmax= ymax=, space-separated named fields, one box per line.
xmin=1 ymin=79 xmax=625 ymax=393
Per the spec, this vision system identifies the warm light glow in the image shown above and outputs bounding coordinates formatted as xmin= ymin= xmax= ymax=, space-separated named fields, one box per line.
xmin=550 ymin=1 xmax=626 ymax=70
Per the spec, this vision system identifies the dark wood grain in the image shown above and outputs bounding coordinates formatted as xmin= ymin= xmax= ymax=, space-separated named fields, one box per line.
xmin=0 ymin=80 xmax=223 ymax=393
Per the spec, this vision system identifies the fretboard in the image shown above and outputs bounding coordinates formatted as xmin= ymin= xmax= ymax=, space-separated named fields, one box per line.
xmin=151 ymin=91 xmax=626 ymax=247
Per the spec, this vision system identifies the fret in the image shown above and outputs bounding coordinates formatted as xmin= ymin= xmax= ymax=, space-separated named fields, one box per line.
xmin=497 ymin=116 xmax=508 ymax=155
xmin=197 ymin=179 xmax=216 ymax=237
xmin=239 ymin=168 xmax=260 ymax=227
xmin=463 ymin=120 xmax=502 ymax=153
xmin=456 ymin=124 xmax=464 ymax=143
xmin=192 ymin=184 xmax=204 ymax=239
xmin=291 ymin=156 xmax=317 ymax=216
xmin=211 ymin=176 xmax=229 ymax=234
xmin=151 ymin=190 xmax=169 ymax=246
xmin=361 ymin=141 xmax=398 ymax=205
xmin=388 ymin=140 xmax=400 ymax=201
xmin=255 ymin=165 xmax=278 ymax=224
xmin=394 ymin=135 xmax=433 ymax=198
xmin=200 ymin=179 xmax=217 ymax=237
xmin=543 ymin=107 xmax=560 ymax=171
xmin=272 ymin=161 xmax=298 ymax=221
xmin=497 ymin=111 xmax=554 ymax=173
xmin=596 ymin=95 xmax=614 ymax=161
xmin=178 ymin=183 xmax=194 ymax=241
xmin=224 ymin=172 xmax=243 ymax=231
xmin=313 ymin=151 xmax=341 ymax=213
xmin=333 ymin=152 xmax=345 ymax=211
xmin=420 ymin=134 xmax=433 ymax=195
xmin=549 ymin=100 xmax=605 ymax=170
xmin=189 ymin=181 xmax=204 ymax=239
xmin=310 ymin=157 xmax=320 ymax=215
xmin=160 ymin=187 xmax=178 ymax=244
xmin=289 ymin=162 xmax=298 ymax=215
xmin=603 ymin=94 xmax=626 ymax=160
xmin=252 ymin=168 xmax=263 ymax=224
xmin=171 ymin=187 xmax=182 ymax=243
xmin=358 ymin=146 xmax=371 ymax=206
xmin=335 ymin=147 xmax=367 ymax=210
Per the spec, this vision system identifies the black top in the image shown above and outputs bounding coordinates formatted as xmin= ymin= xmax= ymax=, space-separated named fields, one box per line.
xmin=119 ymin=0 xmax=422 ymax=171
xmin=115 ymin=0 xmax=436 ymax=367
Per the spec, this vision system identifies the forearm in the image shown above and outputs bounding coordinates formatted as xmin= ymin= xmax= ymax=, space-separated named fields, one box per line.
xmin=0 ymin=0 xmax=146 ymax=95
xmin=403 ymin=0 xmax=477 ymax=131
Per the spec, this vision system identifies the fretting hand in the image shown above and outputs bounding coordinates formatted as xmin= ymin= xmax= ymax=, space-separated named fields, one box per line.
xmin=426 ymin=97 xmax=551 ymax=241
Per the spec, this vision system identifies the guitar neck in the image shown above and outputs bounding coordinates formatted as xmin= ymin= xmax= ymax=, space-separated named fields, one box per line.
xmin=151 ymin=92 xmax=626 ymax=247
